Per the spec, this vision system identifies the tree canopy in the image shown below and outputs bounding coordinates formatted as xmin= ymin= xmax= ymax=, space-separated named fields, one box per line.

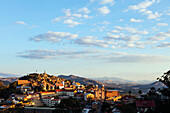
xmin=157 ymin=70 xmax=170 ymax=88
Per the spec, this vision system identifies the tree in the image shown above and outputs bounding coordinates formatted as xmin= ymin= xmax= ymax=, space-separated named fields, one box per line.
xmin=56 ymin=97 xmax=83 ymax=113
xmin=118 ymin=103 xmax=137 ymax=113
xmin=46 ymin=84 xmax=49 ymax=90
xmin=157 ymin=70 xmax=170 ymax=97
xmin=128 ymin=91 xmax=132 ymax=95
xmin=157 ymin=70 xmax=170 ymax=88
xmin=138 ymin=90 xmax=142 ymax=95
xmin=0 ymin=81 xmax=4 ymax=87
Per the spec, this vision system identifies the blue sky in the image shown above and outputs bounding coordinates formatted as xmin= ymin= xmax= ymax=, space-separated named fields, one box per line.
xmin=0 ymin=0 xmax=169 ymax=81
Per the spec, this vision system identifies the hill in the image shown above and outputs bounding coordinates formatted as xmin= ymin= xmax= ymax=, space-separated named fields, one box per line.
xmin=130 ymin=81 xmax=167 ymax=90
xmin=58 ymin=75 xmax=110 ymax=88
xmin=91 ymin=77 xmax=154 ymax=84
xmin=0 ymin=72 xmax=20 ymax=77
xmin=91 ymin=76 xmax=138 ymax=84
xmin=0 ymin=77 xmax=18 ymax=85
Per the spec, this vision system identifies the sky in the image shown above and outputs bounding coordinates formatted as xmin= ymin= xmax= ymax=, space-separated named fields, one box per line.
xmin=0 ymin=0 xmax=169 ymax=81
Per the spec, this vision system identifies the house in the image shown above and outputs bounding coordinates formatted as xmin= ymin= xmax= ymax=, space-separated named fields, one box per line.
xmin=92 ymin=101 xmax=99 ymax=110
xmin=17 ymin=79 xmax=30 ymax=85
xmin=122 ymin=95 xmax=136 ymax=104
xmin=82 ymin=108 xmax=91 ymax=113
xmin=42 ymin=97 xmax=54 ymax=107
xmin=51 ymin=99 xmax=61 ymax=106
xmin=55 ymin=89 xmax=75 ymax=97
xmin=112 ymin=108 xmax=121 ymax=113
xmin=14 ymin=94 xmax=27 ymax=100
xmin=27 ymin=93 xmax=39 ymax=99
xmin=55 ymin=83 xmax=64 ymax=89
xmin=16 ymin=86 xmax=32 ymax=93
xmin=55 ymin=89 xmax=63 ymax=96
xmin=26 ymin=89 xmax=34 ymax=94
xmin=136 ymin=100 xmax=155 ymax=113
xmin=106 ymin=90 xmax=119 ymax=100
xmin=38 ymin=91 xmax=56 ymax=98
xmin=62 ymin=90 xmax=75 ymax=97
xmin=75 ymin=92 xmax=84 ymax=100
xmin=0 ymin=98 xmax=4 ymax=103
xmin=42 ymin=97 xmax=61 ymax=107
xmin=24 ymin=107 xmax=56 ymax=113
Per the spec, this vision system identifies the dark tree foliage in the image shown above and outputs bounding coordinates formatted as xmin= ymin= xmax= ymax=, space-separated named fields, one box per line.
xmin=0 ymin=81 xmax=18 ymax=99
xmin=138 ymin=90 xmax=142 ymax=95
xmin=0 ymin=81 xmax=4 ymax=87
xmin=153 ymin=70 xmax=170 ymax=113
xmin=55 ymin=97 xmax=83 ymax=113
xmin=157 ymin=70 xmax=170 ymax=88
xmin=101 ymin=102 xmax=110 ymax=112
xmin=117 ymin=103 xmax=137 ymax=113
xmin=128 ymin=91 xmax=132 ymax=95
xmin=157 ymin=70 xmax=170 ymax=97
xmin=87 ymin=84 xmax=94 ymax=89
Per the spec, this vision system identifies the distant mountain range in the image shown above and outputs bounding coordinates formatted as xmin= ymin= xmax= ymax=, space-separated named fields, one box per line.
xmin=91 ymin=77 xmax=155 ymax=84
xmin=0 ymin=73 xmax=167 ymax=92
xmin=0 ymin=72 xmax=20 ymax=77
xmin=0 ymin=77 xmax=18 ymax=85
xmin=129 ymin=81 xmax=167 ymax=90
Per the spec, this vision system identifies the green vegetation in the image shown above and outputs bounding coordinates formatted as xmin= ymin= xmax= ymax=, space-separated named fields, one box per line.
xmin=55 ymin=97 xmax=83 ymax=113
xmin=0 ymin=81 xmax=18 ymax=99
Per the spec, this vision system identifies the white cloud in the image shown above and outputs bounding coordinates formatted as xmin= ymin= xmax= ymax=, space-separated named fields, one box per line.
xmin=139 ymin=9 xmax=162 ymax=19
xmin=111 ymin=30 xmax=120 ymax=33
xmin=119 ymin=19 xmax=124 ymax=22
xmin=90 ymin=0 xmax=95 ymax=3
xmin=149 ymin=29 xmax=170 ymax=41
xmin=154 ymin=42 xmax=170 ymax=48
xmin=72 ymin=14 xmax=82 ymax=18
xmin=125 ymin=0 xmax=162 ymax=19
xmin=107 ymin=54 xmax=170 ymax=63
xmin=101 ymin=21 xmax=110 ymax=25
xmin=115 ymin=26 xmax=148 ymax=35
xmin=130 ymin=18 xmax=143 ymax=22
xmin=78 ymin=7 xmax=90 ymax=14
xmin=157 ymin=23 xmax=168 ymax=26
xmin=100 ymin=0 xmax=115 ymax=6
xmin=30 ymin=31 xmax=78 ymax=43
xmin=19 ymin=49 xmax=170 ymax=63
xmin=52 ymin=17 xmax=60 ymax=22
xmin=63 ymin=19 xmax=81 ymax=27
xmin=15 ymin=21 xmax=27 ymax=25
xmin=83 ymin=15 xmax=92 ymax=19
xmin=139 ymin=7 xmax=162 ymax=20
xmin=127 ymin=0 xmax=156 ymax=11
xmin=75 ymin=36 xmax=113 ymax=48
xmin=98 ymin=6 xmax=110 ymax=15
xmin=52 ymin=8 xmax=91 ymax=24
xmin=63 ymin=9 xmax=71 ymax=16
xmin=147 ymin=11 xmax=162 ymax=19
xmin=18 ymin=49 xmax=102 ymax=59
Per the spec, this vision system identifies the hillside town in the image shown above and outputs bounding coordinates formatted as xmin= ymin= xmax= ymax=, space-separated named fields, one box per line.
xmin=0 ymin=71 xmax=170 ymax=113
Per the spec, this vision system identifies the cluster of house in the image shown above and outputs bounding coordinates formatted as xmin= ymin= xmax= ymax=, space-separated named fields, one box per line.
xmin=0 ymin=72 xmax=160 ymax=113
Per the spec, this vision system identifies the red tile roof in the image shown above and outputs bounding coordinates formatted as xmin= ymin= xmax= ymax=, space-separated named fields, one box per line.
xmin=39 ymin=91 xmax=55 ymax=94
xmin=52 ymin=99 xmax=60 ymax=101
xmin=136 ymin=100 xmax=155 ymax=107
xmin=55 ymin=89 xmax=63 ymax=92
xmin=42 ymin=97 xmax=53 ymax=99
xmin=56 ymin=83 xmax=64 ymax=86
xmin=122 ymin=95 xmax=135 ymax=99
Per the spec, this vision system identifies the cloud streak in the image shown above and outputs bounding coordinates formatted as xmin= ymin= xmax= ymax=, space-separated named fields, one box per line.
xmin=18 ymin=49 xmax=170 ymax=63
xmin=30 ymin=31 xmax=78 ymax=43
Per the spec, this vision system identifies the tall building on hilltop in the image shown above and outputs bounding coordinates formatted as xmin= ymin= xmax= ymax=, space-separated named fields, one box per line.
xmin=94 ymin=85 xmax=105 ymax=102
